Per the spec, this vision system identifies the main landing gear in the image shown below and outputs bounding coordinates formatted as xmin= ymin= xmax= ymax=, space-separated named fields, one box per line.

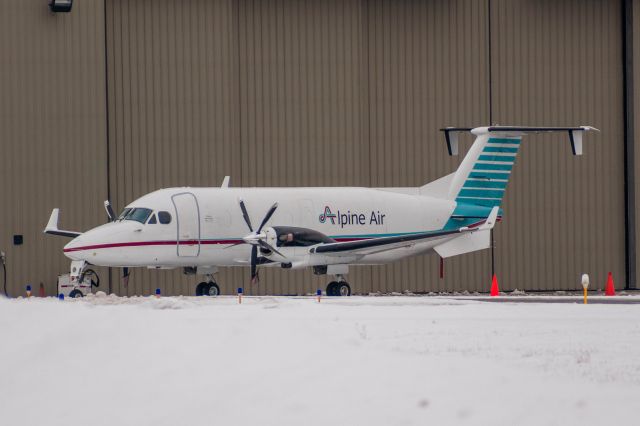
xmin=196 ymin=273 xmax=220 ymax=296
xmin=326 ymin=276 xmax=351 ymax=296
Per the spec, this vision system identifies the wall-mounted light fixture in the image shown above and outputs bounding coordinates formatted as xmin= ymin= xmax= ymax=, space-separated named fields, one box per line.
xmin=49 ymin=0 xmax=73 ymax=13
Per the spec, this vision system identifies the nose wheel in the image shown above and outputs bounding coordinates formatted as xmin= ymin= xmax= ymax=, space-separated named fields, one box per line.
xmin=326 ymin=281 xmax=351 ymax=296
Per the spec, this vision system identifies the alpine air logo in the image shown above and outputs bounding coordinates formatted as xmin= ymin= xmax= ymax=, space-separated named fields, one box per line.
xmin=319 ymin=205 xmax=386 ymax=228
xmin=319 ymin=206 xmax=337 ymax=224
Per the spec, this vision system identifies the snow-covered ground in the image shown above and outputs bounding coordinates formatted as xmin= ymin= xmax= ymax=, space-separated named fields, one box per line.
xmin=1 ymin=294 xmax=639 ymax=426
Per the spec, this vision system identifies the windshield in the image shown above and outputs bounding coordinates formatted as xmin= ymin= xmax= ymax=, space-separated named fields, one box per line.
xmin=117 ymin=208 xmax=132 ymax=220
xmin=120 ymin=207 xmax=153 ymax=224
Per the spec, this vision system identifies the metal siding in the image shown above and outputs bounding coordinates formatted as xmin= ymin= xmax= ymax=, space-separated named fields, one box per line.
xmin=105 ymin=0 xmax=242 ymax=296
xmin=366 ymin=0 xmax=490 ymax=293
xmin=236 ymin=0 xmax=368 ymax=295
xmin=0 ymin=0 xmax=108 ymax=297
xmin=1 ymin=0 xmax=628 ymax=297
xmin=491 ymin=0 xmax=626 ymax=291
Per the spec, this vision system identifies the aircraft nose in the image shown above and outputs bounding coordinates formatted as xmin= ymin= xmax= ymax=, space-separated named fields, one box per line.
xmin=63 ymin=236 xmax=84 ymax=260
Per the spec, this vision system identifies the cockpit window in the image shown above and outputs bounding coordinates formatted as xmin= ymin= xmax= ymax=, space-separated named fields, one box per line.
xmin=147 ymin=214 xmax=157 ymax=224
xmin=121 ymin=208 xmax=153 ymax=224
xmin=117 ymin=208 xmax=132 ymax=220
xmin=158 ymin=211 xmax=172 ymax=224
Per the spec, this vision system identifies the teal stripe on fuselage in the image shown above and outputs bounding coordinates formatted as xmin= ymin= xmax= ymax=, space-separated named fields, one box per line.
xmin=463 ymin=180 xmax=508 ymax=189
xmin=468 ymin=171 xmax=510 ymax=180
xmin=483 ymin=146 xmax=519 ymax=154
xmin=444 ymin=202 xmax=504 ymax=230
xmin=473 ymin=162 xmax=513 ymax=171
xmin=478 ymin=154 xmax=515 ymax=163
xmin=458 ymin=188 xmax=504 ymax=199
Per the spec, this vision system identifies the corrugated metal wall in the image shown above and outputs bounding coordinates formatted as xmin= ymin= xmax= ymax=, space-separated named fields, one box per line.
xmin=0 ymin=0 xmax=108 ymax=297
xmin=491 ymin=0 xmax=625 ymax=291
xmin=0 ymin=0 xmax=630 ymax=296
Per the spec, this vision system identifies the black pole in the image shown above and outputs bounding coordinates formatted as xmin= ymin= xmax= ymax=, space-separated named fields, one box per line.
xmin=488 ymin=0 xmax=495 ymax=279
xmin=103 ymin=0 xmax=114 ymax=295
xmin=623 ymin=0 xmax=636 ymax=289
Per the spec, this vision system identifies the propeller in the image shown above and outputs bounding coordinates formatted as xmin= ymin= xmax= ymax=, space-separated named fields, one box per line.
xmin=104 ymin=200 xmax=116 ymax=222
xmin=237 ymin=200 xmax=283 ymax=283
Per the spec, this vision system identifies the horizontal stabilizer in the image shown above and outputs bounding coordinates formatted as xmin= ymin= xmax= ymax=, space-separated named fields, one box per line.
xmin=440 ymin=125 xmax=598 ymax=157
xmin=434 ymin=229 xmax=490 ymax=258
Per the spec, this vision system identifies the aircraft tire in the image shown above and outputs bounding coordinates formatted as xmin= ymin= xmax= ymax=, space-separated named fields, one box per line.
xmin=326 ymin=281 xmax=338 ymax=296
xmin=207 ymin=283 xmax=220 ymax=296
xmin=195 ymin=282 xmax=209 ymax=296
xmin=69 ymin=289 xmax=83 ymax=298
xmin=337 ymin=282 xmax=351 ymax=296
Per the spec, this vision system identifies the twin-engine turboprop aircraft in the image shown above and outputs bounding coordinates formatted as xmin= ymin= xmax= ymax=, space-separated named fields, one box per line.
xmin=45 ymin=126 xmax=596 ymax=296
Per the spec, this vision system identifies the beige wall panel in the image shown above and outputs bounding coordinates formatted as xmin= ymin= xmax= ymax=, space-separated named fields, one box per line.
xmin=102 ymin=0 xmax=626 ymax=295
xmin=491 ymin=0 xmax=625 ymax=291
xmin=365 ymin=0 xmax=491 ymax=293
xmin=106 ymin=0 xmax=243 ymax=296
xmin=236 ymin=0 xmax=371 ymax=295
xmin=0 ymin=0 xmax=108 ymax=297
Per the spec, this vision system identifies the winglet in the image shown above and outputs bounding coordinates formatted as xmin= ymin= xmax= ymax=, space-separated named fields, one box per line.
xmin=221 ymin=176 xmax=231 ymax=188
xmin=479 ymin=206 xmax=500 ymax=231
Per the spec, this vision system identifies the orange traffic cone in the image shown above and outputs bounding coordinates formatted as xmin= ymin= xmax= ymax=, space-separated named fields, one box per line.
xmin=605 ymin=272 xmax=616 ymax=296
xmin=490 ymin=274 xmax=499 ymax=296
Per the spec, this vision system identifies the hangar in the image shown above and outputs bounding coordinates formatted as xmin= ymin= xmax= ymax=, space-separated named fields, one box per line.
xmin=0 ymin=0 xmax=638 ymax=296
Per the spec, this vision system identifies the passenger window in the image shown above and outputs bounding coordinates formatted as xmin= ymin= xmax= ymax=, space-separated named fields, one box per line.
xmin=158 ymin=211 xmax=172 ymax=224
xmin=147 ymin=214 xmax=157 ymax=224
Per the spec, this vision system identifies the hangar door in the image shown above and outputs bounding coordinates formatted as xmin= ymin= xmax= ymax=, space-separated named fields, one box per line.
xmin=171 ymin=193 xmax=201 ymax=257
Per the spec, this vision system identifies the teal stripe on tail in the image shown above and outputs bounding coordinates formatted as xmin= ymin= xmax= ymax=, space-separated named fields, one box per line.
xmin=445 ymin=136 xmax=521 ymax=229
xmin=454 ymin=137 xmax=521 ymax=208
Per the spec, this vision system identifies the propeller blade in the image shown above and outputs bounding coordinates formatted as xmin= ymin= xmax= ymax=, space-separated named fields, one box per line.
xmin=104 ymin=200 xmax=116 ymax=222
xmin=257 ymin=240 xmax=285 ymax=258
xmin=239 ymin=199 xmax=253 ymax=232
xmin=257 ymin=202 xmax=278 ymax=233
xmin=223 ymin=242 xmax=245 ymax=249
xmin=250 ymin=246 xmax=258 ymax=282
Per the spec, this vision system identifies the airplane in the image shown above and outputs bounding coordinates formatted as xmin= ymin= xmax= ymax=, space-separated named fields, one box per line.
xmin=44 ymin=125 xmax=596 ymax=297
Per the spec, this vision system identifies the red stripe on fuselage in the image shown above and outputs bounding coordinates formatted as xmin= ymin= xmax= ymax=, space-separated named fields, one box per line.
xmin=63 ymin=237 xmax=371 ymax=253
xmin=63 ymin=239 xmax=243 ymax=253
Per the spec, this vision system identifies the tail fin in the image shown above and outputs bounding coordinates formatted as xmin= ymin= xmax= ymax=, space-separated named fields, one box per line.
xmin=436 ymin=126 xmax=597 ymax=206
xmin=449 ymin=132 xmax=520 ymax=206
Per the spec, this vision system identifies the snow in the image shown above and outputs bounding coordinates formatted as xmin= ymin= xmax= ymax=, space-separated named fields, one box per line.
xmin=1 ymin=295 xmax=639 ymax=426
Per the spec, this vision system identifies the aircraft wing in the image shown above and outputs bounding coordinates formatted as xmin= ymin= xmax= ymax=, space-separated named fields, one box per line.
xmin=309 ymin=207 xmax=499 ymax=257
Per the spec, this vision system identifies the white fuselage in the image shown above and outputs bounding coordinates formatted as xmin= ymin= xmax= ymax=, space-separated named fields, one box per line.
xmin=64 ymin=187 xmax=456 ymax=269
